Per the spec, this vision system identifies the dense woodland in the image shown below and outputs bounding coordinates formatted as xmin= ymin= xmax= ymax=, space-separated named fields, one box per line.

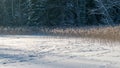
xmin=0 ymin=0 xmax=120 ymax=27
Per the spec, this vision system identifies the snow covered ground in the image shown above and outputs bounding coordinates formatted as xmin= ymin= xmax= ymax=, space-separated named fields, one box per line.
xmin=0 ymin=35 xmax=120 ymax=68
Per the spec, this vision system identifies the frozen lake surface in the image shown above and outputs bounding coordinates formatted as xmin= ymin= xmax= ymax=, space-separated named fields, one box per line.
xmin=0 ymin=35 xmax=120 ymax=68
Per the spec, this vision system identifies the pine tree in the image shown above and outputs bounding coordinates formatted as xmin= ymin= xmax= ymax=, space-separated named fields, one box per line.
xmin=0 ymin=0 xmax=119 ymax=27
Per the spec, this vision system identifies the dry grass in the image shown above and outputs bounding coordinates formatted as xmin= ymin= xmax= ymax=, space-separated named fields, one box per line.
xmin=47 ymin=26 xmax=120 ymax=41
xmin=0 ymin=26 xmax=120 ymax=41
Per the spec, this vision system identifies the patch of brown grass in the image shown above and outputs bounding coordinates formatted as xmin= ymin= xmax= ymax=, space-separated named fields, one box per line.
xmin=0 ymin=26 xmax=120 ymax=41
xmin=47 ymin=26 xmax=120 ymax=41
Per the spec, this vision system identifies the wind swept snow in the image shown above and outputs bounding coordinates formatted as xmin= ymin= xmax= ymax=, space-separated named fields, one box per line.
xmin=0 ymin=35 xmax=120 ymax=68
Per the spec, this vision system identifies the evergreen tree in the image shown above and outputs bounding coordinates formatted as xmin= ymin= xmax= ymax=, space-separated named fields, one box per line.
xmin=0 ymin=0 xmax=119 ymax=27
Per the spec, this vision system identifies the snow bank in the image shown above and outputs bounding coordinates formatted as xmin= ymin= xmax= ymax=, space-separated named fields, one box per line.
xmin=0 ymin=35 xmax=120 ymax=68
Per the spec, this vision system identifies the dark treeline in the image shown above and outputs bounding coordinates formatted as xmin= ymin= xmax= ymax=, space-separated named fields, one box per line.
xmin=0 ymin=0 xmax=120 ymax=27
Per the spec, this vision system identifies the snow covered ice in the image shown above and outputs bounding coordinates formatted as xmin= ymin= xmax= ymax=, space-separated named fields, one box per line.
xmin=0 ymin=35 xmax=120 ymax=68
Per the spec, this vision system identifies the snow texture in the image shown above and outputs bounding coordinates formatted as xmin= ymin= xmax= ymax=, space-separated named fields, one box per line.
xmin=0 ymin=35 xmax=120 ymax=68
